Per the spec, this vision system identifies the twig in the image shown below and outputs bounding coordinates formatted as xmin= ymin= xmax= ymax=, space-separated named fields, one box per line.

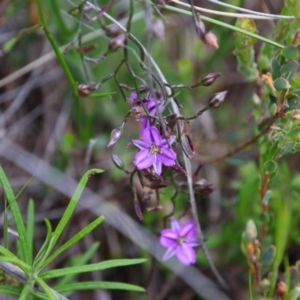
xmin=207 ymin=113 xmax=280 ymax=164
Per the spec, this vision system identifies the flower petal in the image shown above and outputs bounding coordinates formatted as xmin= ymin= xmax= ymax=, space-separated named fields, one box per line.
xmin=143 ymin=126 xmax=162 ymax=145
xmin=176 ymin=243 xmax=197 ymax=265
xmin=162 ymin=246 xmax=177 ymax=261
xmin=153 ymin=159 xmax=162 ymax=175
xmin=134 ymin=149 xmax=154 ymax=170
xmin=170 ymin=218 xmax=181 ymax=234
xmin=139 ymin=117 xmax=150 ymax=135
xmin=128 ymin=92 xmax=138 ymax=103
xmin=179 ymin=220 xmax=197 ymax=238
xmin=160 ymin=229 xmax=178 ymax=247
xmin=157 ymin=147 xmax=176 ymax=166
xmin=132 ymin=139 xmax=148 ymax=150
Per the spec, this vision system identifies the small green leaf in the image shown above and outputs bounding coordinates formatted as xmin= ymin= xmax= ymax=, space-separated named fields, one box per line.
xmin=281 ymin=142 xmax=296 ymax=156
xmin=281 ymin=45 xmax=299 ymax=60
xmin=40 ymin=258 xmax=147 ymax=279
xmin=270 ymin=58 xmax=281 ymax=79
xmin=290 ymin=287 xmax=300 ymax=300
xmin=261 ymin=246 xmax=276 ymax=274
xmin=56 ymin=281 xmax=145 ymax=293
xmin=264 ymin=160 xmax=277 ymax=173
xmin=280 ymin=60 xmax=299 ymax=74
xmin=3 ymin=37 xmax=18 ymax=52
xmin=273 ymin=77 xmax=290 ymax=91
xmin=262 ymin=190 xmax=272 ymax=204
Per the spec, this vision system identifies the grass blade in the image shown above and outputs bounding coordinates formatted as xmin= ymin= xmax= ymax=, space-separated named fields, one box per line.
xmin=26 ymin=199 xmax=35 ymax=265
xmin=56 ymin=281 xmax=145 ymax=293
xmin=40 ymin=258 xmax=147 ymax=279
xmin=49 ymin=169 xmax=103 ymax=254
xmin=42 ymin=216 xmax=104 ymax=268
xmin=0 ymin=165 xmax=29 ymax=263
xmin=55 ymin=242 xmax=100 ymax=288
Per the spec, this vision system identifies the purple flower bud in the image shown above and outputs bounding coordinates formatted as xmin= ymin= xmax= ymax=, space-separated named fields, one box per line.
xmin=195 ymin=21 xmax=206 ymax=41
xmin=77 ymin=84 xmax=92 ymax=96
xmin=201 ymin=72 xmax=221 ymax=87
xmin=109 ymin=33 xmax=127 ymax=51
xmin=208 ymin=90 xmax=228 ymax=108
xmin=111 ymin=154 xmax=124 ymax=170
xmin=150 ymin=19 xmax=165 ymax=41
xmin=204 ymin=31 xmax=219 ymax=49
xmin=105 ymin=24 xmax=121 ymax=38
xmin=107 ymin=127 xmax=123 ymax=148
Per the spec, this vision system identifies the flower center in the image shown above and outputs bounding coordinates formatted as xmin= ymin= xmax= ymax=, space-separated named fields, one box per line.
xmin=177 ymin=236 xmax=185 ymax=245
xmin=150 ymin=144 xmax=161 ymax=154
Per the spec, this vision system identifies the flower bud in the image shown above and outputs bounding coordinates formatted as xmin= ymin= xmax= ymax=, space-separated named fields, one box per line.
xmin=111 ymin=154 xmax=124 ymax=170
xmin=150 ymin=19 xmax=165 ymax=41
xmin=204 ymin=31 xmax=219 ymax=49
xmin=276 ymin=281 xmax=286 ymax=297
xmin=77 ymin=84 xmax=92 ymax=96
xmin=109 ymin=33 xmax=127 ymax=51
xmin=208 ymin=90 xmax=228 ymax=108
xmin=201 ymin=72 xmax=221 ymax=87
xmin=107 ymin=127 xmax=123 ymax=147
xmin=105 ymin=24 xmax=121 ymax=38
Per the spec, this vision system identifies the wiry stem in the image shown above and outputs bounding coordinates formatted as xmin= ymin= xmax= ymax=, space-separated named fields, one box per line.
xmin=86 ymin=1 xmax=228 ymax=288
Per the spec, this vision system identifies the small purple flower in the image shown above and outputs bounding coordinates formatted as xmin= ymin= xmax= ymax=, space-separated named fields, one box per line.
xmin=132 ymin=126 xmax=176 ymax=175
xmin=160 ymin=218 xmax=200 ymax=265
xmin=127 ymin=92 xmax=163 ymax=134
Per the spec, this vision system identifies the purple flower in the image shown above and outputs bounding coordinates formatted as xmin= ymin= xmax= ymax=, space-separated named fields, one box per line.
xmin=132 ymin=126 xmax=176 ymax=175
xmin=127 ymin=92 xmax=164 ymax=134
xmin=160 ymin=218 xmax=200 ymax=265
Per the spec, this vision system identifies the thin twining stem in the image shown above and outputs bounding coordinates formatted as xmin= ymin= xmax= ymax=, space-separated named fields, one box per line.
xmin=169 ymin=0 xmax=294 ymax=19
xmin=203 ymin=0 xmax=294 ymax=19
xmin=85 ymin=2 xmax=227 ymax=288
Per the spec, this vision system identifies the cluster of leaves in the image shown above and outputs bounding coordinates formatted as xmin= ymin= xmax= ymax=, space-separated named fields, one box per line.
xmin=0 ymin=166 xmax=146 ymax=299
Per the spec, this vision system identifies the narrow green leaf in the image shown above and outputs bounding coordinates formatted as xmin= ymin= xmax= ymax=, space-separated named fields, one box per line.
xmin=36 ymin=0 xmax=78 ymax=99
xmin=55 ymin=242 xmax=100 ymax=288
xmin=35 ymin=278 xmax=58 ymax=300
xmin=40 ymin=258 xmax=147 ymax=279
xmin=0 ymin=257 xmax=31 ymax=274
xmin=19 ymin=284 xmax=31 ymax=300
xmin=49 ymin=169 xmax=103 ymax=254
xmin=33 ymin=219 xmax=54 ymax=270
xmin=42 ymin=216 xmax=104 ymax=268
xmin=0 ymin=165 xmax=30 ymax=263
xmin=56 ymin=281 xmax=145 ymax=293
xmin=0 ymin=286 xmax=21 ymax=297
xmin=26 ymin=199 xmax=35 ymax=265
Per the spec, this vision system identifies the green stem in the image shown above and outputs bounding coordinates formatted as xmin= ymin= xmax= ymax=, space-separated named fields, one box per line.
xmin=36 ymin=0 xmax=79 ymax=98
